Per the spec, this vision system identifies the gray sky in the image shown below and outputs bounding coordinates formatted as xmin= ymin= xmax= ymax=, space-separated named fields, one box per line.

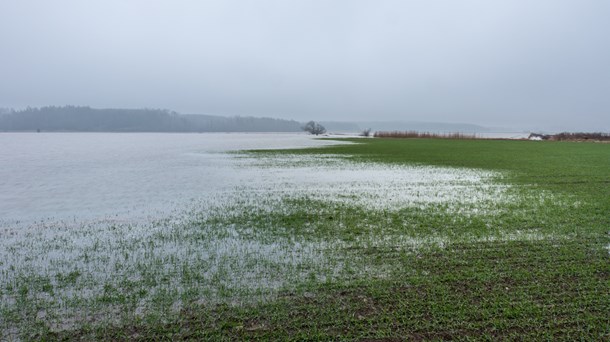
xmin=1 ymin=0 xmax=609 ymax=131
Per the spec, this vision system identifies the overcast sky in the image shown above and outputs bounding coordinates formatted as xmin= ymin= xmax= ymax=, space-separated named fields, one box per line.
xmin=1 ymin=0 xmax=609 ymax=130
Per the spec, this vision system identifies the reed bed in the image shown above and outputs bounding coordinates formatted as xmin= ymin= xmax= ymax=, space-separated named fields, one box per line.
xmin=374 ymin=131 xmax=477 ymax=139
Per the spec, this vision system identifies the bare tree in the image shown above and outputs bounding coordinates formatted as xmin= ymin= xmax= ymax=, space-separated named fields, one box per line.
xmin=302 ymin=121 xmax=326 ymax=135
xmin=360 ymin=128 xmax=372 ymax=137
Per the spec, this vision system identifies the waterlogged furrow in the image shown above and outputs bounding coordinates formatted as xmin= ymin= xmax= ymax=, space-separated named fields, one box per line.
xmin=1 ymin=152 xmax=569 ymax=337
xmin=0 ymin=216 xmax=337 ymax=330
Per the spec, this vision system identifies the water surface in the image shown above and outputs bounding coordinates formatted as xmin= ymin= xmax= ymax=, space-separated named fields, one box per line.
xmin=0 ymin=132 xmax=342 ymax=224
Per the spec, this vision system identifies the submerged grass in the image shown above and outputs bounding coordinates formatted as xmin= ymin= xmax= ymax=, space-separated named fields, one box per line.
xmin=2 ymin=138 xmax=609 ymax=340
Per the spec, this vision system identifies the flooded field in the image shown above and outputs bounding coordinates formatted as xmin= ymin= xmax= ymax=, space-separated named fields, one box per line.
xmin=1 ymin=134 xmax=607 ymax=340
xmin=0 ymin=133 xmax=345 ymax=224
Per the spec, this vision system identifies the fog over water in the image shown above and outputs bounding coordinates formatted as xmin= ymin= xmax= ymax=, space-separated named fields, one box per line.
xmin=1 ymin=1 xmax=609 ymax=131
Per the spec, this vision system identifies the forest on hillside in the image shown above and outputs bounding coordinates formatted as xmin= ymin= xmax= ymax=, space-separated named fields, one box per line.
xmin=0 ymin=106 xmax=303 ymax=132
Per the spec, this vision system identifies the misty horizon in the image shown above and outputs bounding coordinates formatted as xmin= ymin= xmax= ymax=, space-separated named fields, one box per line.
xmin=0 ymin=104 xmax=606 ymax=133
xmin=1 ymin=1 xmax=609 ymax=132
xmin=0 ymin=105 xmax=503 ymax=133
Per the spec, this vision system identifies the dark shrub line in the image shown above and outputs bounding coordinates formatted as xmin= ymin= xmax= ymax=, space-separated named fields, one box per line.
xmin=550 ymin=132 xmax=610 ymax=141
xmin=373 ymin=131 xmax=610 ymax=141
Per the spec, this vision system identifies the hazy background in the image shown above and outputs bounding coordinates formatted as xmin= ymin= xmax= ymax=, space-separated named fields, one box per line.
xmin=1 ymin=0 xmax=609 ymax=131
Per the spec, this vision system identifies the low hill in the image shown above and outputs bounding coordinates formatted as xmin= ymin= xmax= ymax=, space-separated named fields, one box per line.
xmin=0 ymin=106 xmax=302 ymax=132
xmin=320 ymin=120 xmax=491 ymax=133
xmin=357 ymin=120 xmax=490 ymax=133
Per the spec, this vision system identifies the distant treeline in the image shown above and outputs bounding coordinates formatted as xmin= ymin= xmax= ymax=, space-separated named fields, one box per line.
xmin=374 ymin=130 xmax=610 ymax=142
xmin=374 ymin=131 xmax=477 ymax=139
xmin=0 ymin=106 xmax=303 ymax=132
xmin=529 ymin=132 xmax=610 ymax=141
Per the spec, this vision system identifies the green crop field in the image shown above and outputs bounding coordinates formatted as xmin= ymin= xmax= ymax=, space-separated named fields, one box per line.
xmin=4 ymin=138 xmax=609 ymax=341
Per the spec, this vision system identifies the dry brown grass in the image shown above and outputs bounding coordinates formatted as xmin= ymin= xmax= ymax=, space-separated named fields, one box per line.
xmin=373 ymin=131 xmax=477 ymax=139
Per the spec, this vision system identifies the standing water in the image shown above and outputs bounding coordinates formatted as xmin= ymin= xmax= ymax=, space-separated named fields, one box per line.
xmin=0 ymin=132 xmax=343 ymax=225
xmin=1 ymin=131 xmax=527 ymax=338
